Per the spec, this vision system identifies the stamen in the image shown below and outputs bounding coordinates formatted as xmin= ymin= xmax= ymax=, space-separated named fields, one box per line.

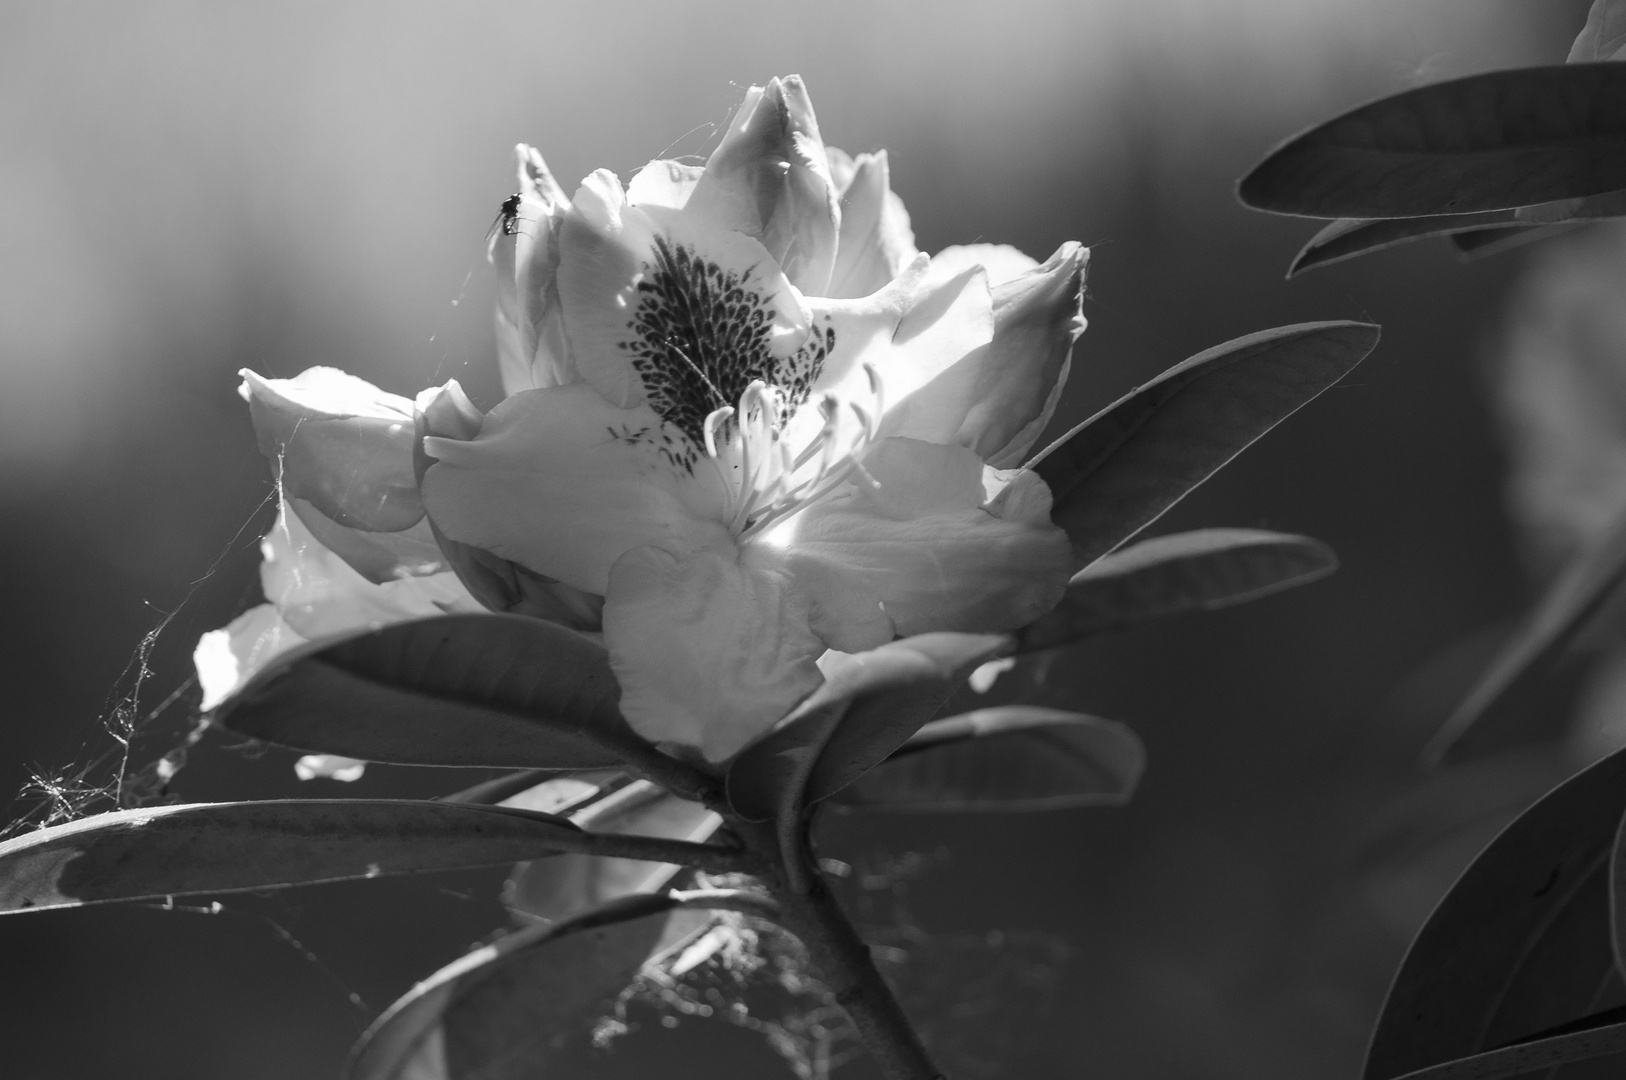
xmin=702 ymin=406 xmax=735 ymax=459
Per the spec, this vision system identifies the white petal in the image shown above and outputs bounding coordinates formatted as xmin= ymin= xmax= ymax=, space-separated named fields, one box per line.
xmin=603 ymin=546 xmax=823 ymax=762
xmin=421 ymin=384 xmax=733 ymax=594
xmin=827 ymin=150 xmax=919 ymax=300
xmin=928 ymin=243 xmax=1041 ymax=287
xmin=781 ymin=438 xmax=1071 ymax=641
xmin=193 ymin=604 xmax=308 ymax=712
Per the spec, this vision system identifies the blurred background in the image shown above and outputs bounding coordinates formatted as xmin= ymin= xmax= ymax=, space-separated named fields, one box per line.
xmin=0 ymin=1 xmax=1607 ymax=1077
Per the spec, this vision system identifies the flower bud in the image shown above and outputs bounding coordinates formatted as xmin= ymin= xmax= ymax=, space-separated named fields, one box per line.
xmin=240 ymin=367 xmax=423 ymax=532
xmin=492 ymin=145 xmax=573 ymax=395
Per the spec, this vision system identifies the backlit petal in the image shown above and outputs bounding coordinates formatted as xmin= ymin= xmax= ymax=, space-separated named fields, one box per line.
xmin=493 ymin=145 xmax=574 ymax=395
xmin=240 ymin=367 xmax=422 ymax=532
xmin=260 ymin=499 xmax=481 ymax=640
xmin=193 ymin=603 xmax=307 ymax=712
xmin=285 ymin=496 xmax=445 ymax=584
xmin=827 ymin=150 xmax=919 ymax=299
xmin=685 ymin=76 xmax=841 ymax=295
xmin=603 ymin=546 xmax=824 ymax=762
xmin=782 ymin=437 xmax=1071 ymax=640
xmin=420 ymin=383 xmax=733 ymax=594
xmin=928 ymin=243 xmax=1041 ymax=287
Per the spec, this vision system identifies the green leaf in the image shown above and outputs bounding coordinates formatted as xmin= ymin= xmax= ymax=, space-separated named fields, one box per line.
xmin=1031 ymin=322 xmax=1378 ymax=571
xmin=1364 ymin=746 xmax=1626 ymax=1080
xmin=1238 ymin=65 xmax=1626 ymax=219
xmin=726 ymin=633 xmax=1009 ymax=821
xmin=830 ymin=706 xmax=1144 ymax=812
xmin=215 ymin=613 xmax=644 ymax=769
xmin=1015 ymin=528 xmax=1335 ymax=652
xmin=504 ymin=780 xmax=720 ymax=926
xmin=1287 ymin=213 xmax=1513 ymax=277
xmin=0 ymin=799 xmax=582 ymax=913
xmin=1571 ymin=0 xmax=1626 ymax=63
xmin=347 ymin=894 xmax=693 ymax=1080
xmin=1427 ymin=507 xmax=1626 ymax=764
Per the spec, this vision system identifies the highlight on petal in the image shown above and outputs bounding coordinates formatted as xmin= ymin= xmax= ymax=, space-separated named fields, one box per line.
xmin=493 ymin=144 xmax=574 ymax=395
xmin=285 ymin=497 xmax=446 ymax=584
xmin=626 ymin=158 xmax=705 ymax=210
xmin=421 ymin=383 xmax=733 ymax=595
xmin=928 ymin=243 xmax=1042 ymax=287
xmin=193 ymin=603 xmax=307 ymax=712
xmin=685 ymin=75 xmax=841 ymax=294
xmin=260 ymin=498 xmax=481 ymax=641
xmin=293 ymin=755 xmax=367 ymax=782
xmin=603 ymin=546 xmax=824 ymax=762
xmin=782 ymin=438 xmax=1072 ymax=642
xmin=239 ymin=367 xmax=422 ymax=532
xmin=556 ymin=169 xmax=816 ymax=424
xmin=826 ymin=148 xmax=919 ymax=300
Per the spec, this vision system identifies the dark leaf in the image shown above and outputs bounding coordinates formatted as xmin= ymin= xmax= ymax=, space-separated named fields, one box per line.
xmin=1449 ymin=223 xmax=1585 ymax=261
xmin=1287 ymin=213 xmax=1513 ymax=276
xmin=215 ymin=614 xmax=645 ymax=769
xmin=348 ymin=894 xmax=694 ymax=1080
xmin=1015 ymin=528 xmax=1336 ymax=651
xmin=1381 ymin=1012 xmax=1626 ymax=1080
xmin=1031 ymin=322 xmax=1378 ymax=570
xmin=1427 ymin=507 xmax=1626 ymax=764
xmin=1365 ymin=746 xmax=1626 ymax=1080
xmin=726 ymin=633 xmax=1009 ymax=821
xmin=0 ymin=800 xmax=582 ymax=913
xmin=1239 ymin=64 xmax=1626 ymax=218
xmin=831 ymin=706 xmax=1144 ymax=812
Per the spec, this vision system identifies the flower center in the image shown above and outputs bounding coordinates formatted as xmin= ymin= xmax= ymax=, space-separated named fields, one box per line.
xmin=702 ymin=367 xmax=883 ymax=542
xmin=620 ymin=236 xmax=834 ymax=472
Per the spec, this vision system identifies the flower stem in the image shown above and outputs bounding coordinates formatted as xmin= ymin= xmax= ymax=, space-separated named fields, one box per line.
xmin=773 ymin=871 xmax=946 ymax=1080
xmin=737 ymin=816 xmax=945 ymax=1079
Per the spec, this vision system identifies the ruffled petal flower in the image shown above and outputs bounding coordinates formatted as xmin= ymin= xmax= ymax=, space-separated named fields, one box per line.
xmin=240 ymin=367 xmax=421 ymax=532
xmin=602 ymin=546 xmax=824 ymax=761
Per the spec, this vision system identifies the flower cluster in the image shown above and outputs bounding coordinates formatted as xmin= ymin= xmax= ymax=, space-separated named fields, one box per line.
xmin=197 ymin=76 xmax=1087 ymax=762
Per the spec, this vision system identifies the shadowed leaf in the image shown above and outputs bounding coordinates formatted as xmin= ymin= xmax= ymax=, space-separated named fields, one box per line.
xmin=1428 ymin=507 xmax=1626 ymax=764
xmin=1365 ymin=746 xmax=1626 ymax=1080
xmin=215 ymin=613 xmax=644 ymax=769
xmin=1031 ymin=322 xmax=1378 ymax=571
xmin=347 ymin=894 xmax=695 ymax=1080
xmin=726 ymin=633 xmax=1009 ymax=821
xmin=831 ymin=706 xmax=1144 ymax=812
xmin=1449 ymin=223 xmax=1586 ymax=261
xmin=1015 ymin=529 xmax=1336 ymax=651
xmin=0 ymin=800 xmax=583 ymax=913
xmin=1239 ymin=65 xmax=1626 ymax=219
xmin=1288 ymin=213 xmax=1513 ymax=276
xmin=505 ymin=780 xmax=720 ymax=926
xmin=1381 ymin=1011 xmax=1626 ymax=1080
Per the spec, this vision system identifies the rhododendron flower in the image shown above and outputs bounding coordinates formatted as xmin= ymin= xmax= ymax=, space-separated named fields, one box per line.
xmin=196 ymin=75 xmax=1087 ymax=764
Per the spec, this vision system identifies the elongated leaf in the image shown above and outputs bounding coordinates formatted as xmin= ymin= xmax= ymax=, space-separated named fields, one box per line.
xmin=1448 ymin=223 xmax=1581 ymax=260
xmin=1031 ymin=322 xmax=1378 ymax=570
xmin=348 ymin=893 xmax=689 ymax=1080
xmin=215 ymin=613 xmax=644 ymax=769
xmin=726 ymin=633 xmax=1008 ymax=821
xmin=1015 ymin=529 xmax=1335 ymax=652
xmin=1288 ymin=213 xmax=1513 ymax=277
xmin=831 ymin=706 xmax=1144 ymax=812
xmin=1571 ymin=0 xmax=1626 ymax=63
xmin=0 ymin=800 xmax=583 ymax=913
xmin=1613 ymin=806 xmax=1626 ymax=985
xmin=1365 ymin=745 xmax=1626 ymax=1080
xmin=1239 ymin=65 xmax=1626 ymax=218
xmin=1383 ymin=1012 xmax=1626 ymax=1080
xmin=1427 ymin=506 xmax=1626 ymax=764
xmin=505 ymin=780 xmax=721 ymax=926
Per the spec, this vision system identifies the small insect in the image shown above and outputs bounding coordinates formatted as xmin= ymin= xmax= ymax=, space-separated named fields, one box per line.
xmin=484 ymin=192 xmax=523 ymax=250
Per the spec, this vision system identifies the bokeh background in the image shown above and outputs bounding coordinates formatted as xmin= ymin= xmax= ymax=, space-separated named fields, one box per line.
xmin=0 ymin=1 xmax=1605 ymax=1077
